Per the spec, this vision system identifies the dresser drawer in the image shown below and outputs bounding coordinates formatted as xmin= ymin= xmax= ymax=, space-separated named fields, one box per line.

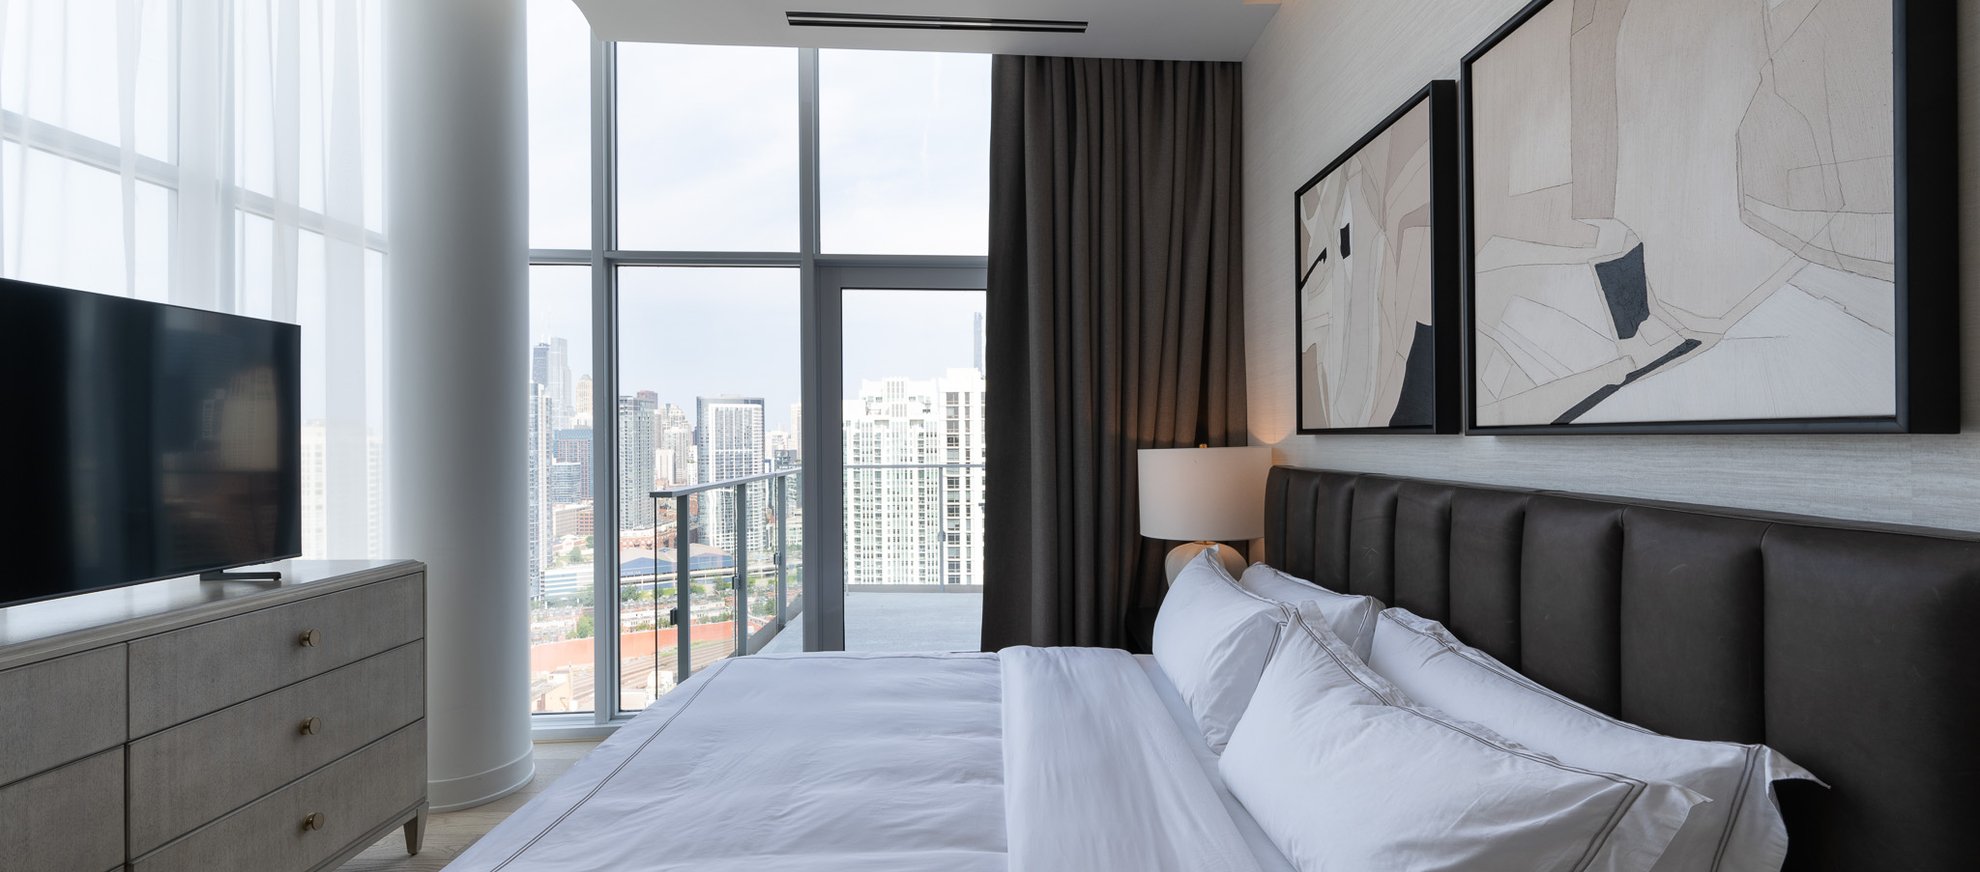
xmin=0 ymin=747 xmax=124 ymax=872
xmin=129 ymin=573 xmax=423 ymax=735
xmin=0 ymin=645 xmax=125 ymax=787
xmin=133 ymin=721 xmax=426 ymax=872
xmin=127 ymin=641 xmax=425 ymax=855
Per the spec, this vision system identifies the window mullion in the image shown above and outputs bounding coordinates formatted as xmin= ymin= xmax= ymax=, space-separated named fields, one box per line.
xmin=796 ymin=47 xmax=845 ymax=651
xmin=588 ymin=34 xmax=619 ymax=727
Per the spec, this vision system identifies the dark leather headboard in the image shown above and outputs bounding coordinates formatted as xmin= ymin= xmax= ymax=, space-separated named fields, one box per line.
xmin=1263 ymin=466 xmax=1980 ymax=872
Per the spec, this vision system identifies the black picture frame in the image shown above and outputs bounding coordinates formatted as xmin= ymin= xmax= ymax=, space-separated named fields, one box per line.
xmin=1458 ymin=0 xmax=1958 ymax=435
xmin=1293 ymin=80 xmax=1461 ymax=435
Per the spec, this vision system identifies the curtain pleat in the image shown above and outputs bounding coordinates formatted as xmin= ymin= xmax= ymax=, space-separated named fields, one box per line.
xmin=983 ymin=56 xmax=1248 ymax=651
xmin=176 ymin=0 xmax=228 ymax=313
xmin=115 ymin=0 xmax=141 ymax=296
xmin=270 ymin=0 xmax=302 ymax=325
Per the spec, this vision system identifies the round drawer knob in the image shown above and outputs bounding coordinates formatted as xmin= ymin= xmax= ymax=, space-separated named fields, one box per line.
xmin=302 ymin=812 xmax=326 ymax=832
xmin=298 ymin=629 xmax=321 ymax=648
xmin=299 ymin=717 xmax=322 ymax=736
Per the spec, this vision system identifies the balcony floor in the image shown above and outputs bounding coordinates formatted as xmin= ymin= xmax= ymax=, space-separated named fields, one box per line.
xmin=759 ymin=591 xmax=983 ymax=654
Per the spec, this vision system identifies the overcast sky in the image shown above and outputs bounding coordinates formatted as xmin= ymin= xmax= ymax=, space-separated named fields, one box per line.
xmin=525 ymin=0 xmax=990 ymax=433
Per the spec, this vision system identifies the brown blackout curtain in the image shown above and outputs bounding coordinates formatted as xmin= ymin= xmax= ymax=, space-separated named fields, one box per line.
xmin=981 ymin=56 xmax=1247 ymax=651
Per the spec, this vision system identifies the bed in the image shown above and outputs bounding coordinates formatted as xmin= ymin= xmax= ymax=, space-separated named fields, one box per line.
xmin=448 ymin=467 xmax=1980 ymax=871
xmin=448 ymin=648 xmax=1291 ymax=871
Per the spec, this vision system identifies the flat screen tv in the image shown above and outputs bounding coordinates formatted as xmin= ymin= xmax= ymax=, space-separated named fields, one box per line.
xmin=2 ymin=278 xmax=302 ymax=606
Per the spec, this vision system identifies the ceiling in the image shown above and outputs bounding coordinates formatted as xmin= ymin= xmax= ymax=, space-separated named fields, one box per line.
xmin=569 ymin=0 xmax=1280 ymax=62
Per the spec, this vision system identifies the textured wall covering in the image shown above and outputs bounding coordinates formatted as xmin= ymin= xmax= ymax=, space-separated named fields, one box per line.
xmin=1244 ymin=0 xmax=1980 ymax=530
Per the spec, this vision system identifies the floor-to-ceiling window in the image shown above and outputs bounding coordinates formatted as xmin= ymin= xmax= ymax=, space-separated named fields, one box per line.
xmin=524 ymin=0 xmax=596 ymax=715
xmin=1 ymin=0 xmax=390 ymax=565
xmin=524 ymin=1 xmax=989 ymax=731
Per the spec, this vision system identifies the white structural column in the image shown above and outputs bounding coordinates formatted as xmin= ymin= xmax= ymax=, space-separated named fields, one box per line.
xmin=385 ymin=0 xmax=534 ymax=811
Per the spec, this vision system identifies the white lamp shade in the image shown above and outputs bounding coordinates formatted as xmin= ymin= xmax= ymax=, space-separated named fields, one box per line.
xmin=1137 ymin=446 xmax=1270 ymax=542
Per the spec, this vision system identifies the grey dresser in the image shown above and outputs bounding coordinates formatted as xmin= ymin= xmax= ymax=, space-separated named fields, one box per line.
xmin=0 ymin=560 xmax=427 ymax=872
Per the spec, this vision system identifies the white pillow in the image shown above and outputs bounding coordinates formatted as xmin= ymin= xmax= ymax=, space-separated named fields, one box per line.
xmin=1367 ymin=608 xmax=1818 ymax=872
xmin=1238 ymin=563 xmax=1380 ymax=662
xmin=1153 ymin=549 xmax=1290 ymax=752
xmin=1221 ymin=611 xmax=1703 ymax=872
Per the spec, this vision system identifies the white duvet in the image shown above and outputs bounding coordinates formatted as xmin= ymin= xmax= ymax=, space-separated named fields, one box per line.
xmin=446 ymin=649 xmax=1282 ymax=872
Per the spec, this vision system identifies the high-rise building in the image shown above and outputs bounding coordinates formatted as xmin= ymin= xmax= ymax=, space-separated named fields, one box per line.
xmin=697 ymin=395 xmax=767 ymax=556
xmin=842 ymin=368 xmax=985 ymax=587
xmin=767 ymin=430 xmax=798 ymax=470
xmin=939 ymin=368 xmax=987 ymax=587
xmin=658 ymin=403 xmax=695 ymax=487
xmin=551 ymin=427 xmax=592 ymax=502
xmin=573 ymin=374 xmax=593 ymax=426
xmin=618 ymin=392 xmax=658 ymax=530
xmin=302 ymin=423 xmax=329 ymax=558
xmin=552 ymin=502 xmax=593 ymax=542
xmin=533 ymin=338 xmax=574 ymax=428
xmin=527 ymin=381 xmax=554 ymax=597
xmin=302 ymin=421 xmax=384 ymax=560
xmin=790 ymin=403 xmax=803 ymax=462
xmin=549 ymin=337 xmax=573 ymax=427
xmin=549 ymin=460 xmax=586 ymax=507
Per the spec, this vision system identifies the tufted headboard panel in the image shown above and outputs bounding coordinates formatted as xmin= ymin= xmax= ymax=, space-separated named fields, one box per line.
xmin=1262 ymin=466 xmax=1980 ymax=872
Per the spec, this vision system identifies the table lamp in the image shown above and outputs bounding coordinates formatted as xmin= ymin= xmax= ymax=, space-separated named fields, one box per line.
xmin=1137 ymin=445 xmax=1270 ymax=584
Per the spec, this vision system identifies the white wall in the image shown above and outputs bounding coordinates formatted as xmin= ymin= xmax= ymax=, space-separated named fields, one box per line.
xmin=1242 ymin=0 xmax=1980 ymax=530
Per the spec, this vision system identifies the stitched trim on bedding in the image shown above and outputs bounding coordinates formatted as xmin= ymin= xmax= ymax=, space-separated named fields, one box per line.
xmin=1711 ymin=746 xmax=1762 ymax=870
xmin=1379 ymin=609 xmax=1763 ymax=872
xmin=1288 ymin=613 xmax=1645 ymax=872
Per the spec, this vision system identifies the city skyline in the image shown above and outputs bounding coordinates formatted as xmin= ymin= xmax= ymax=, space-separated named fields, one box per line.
xmin=525 ymin=303 xmax=991 ymax=712
xmin=527 ymin=275 xmax=986 ymax=429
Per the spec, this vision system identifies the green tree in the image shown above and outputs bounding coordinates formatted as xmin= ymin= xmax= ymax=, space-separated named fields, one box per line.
xmin=573 ymin=614 xmax=594 ymax=639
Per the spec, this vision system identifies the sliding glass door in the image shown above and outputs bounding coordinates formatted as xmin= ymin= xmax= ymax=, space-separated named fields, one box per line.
xmin=839 ymin=285 xmax=987 ymax=651
xmin=773 ymin=268 xmax=988 ymax=655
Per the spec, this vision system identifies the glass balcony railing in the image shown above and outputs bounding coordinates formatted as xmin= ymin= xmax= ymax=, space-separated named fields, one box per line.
xmin=639 ymin=462 xmax=982 ymax=673
xmin=624 ymin=468 xmax=803 ymax=707
xmin=839 ymin=461 xmax=984 ymax=652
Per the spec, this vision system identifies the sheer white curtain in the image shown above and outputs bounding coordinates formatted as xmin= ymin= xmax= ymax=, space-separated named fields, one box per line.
xmin=0 ymin=0 xmax=388 ymax=560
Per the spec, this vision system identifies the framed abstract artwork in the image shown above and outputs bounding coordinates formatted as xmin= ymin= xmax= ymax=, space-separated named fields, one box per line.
xmin=1462 ymin=0 xmax=1957 ymax=434
xmin=1294 ymin=81 xmax=1460 ymax=434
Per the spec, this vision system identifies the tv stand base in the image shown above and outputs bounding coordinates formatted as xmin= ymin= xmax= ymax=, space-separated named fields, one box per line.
xmin=198 ymin=569 xmax=284 ymax=582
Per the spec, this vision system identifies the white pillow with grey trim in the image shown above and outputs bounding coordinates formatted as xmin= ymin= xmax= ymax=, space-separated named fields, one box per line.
xmin=1221 ymin=610 xmax=1704 ymax=872
xmin=1238 ymin=563 xmax=1380 ymax=662
xmin=1368 ymin=607 xmax=1819 ymax=872
xmin=1153 ymin=549 xmax=1289 ymax=752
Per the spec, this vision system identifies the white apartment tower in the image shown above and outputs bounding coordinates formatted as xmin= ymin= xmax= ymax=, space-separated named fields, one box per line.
xmin=302 ymin=422 xmax=384 ymax=561
xmin=573 ymin=374 xmax=593 ymax=426
xmin=940 ymin=368 xmax=987 ymax=587
xmin=842 ymin=368 xmax=985 ymax=587
xmin=617 ymin=391 xmax=658 ymax=530
xmin=696 ymin=396 xmax=767 ymax=557
xmin=657 ymin=403 xmax=696 ymax=487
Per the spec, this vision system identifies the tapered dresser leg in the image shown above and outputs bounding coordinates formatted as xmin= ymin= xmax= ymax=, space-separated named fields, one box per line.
xmin=405 ymin=804 xmax=429 ymax=855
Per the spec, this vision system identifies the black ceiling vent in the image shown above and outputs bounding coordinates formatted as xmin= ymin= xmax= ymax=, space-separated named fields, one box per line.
xmin=785 ymin=11 xmax=1087 ymax=33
